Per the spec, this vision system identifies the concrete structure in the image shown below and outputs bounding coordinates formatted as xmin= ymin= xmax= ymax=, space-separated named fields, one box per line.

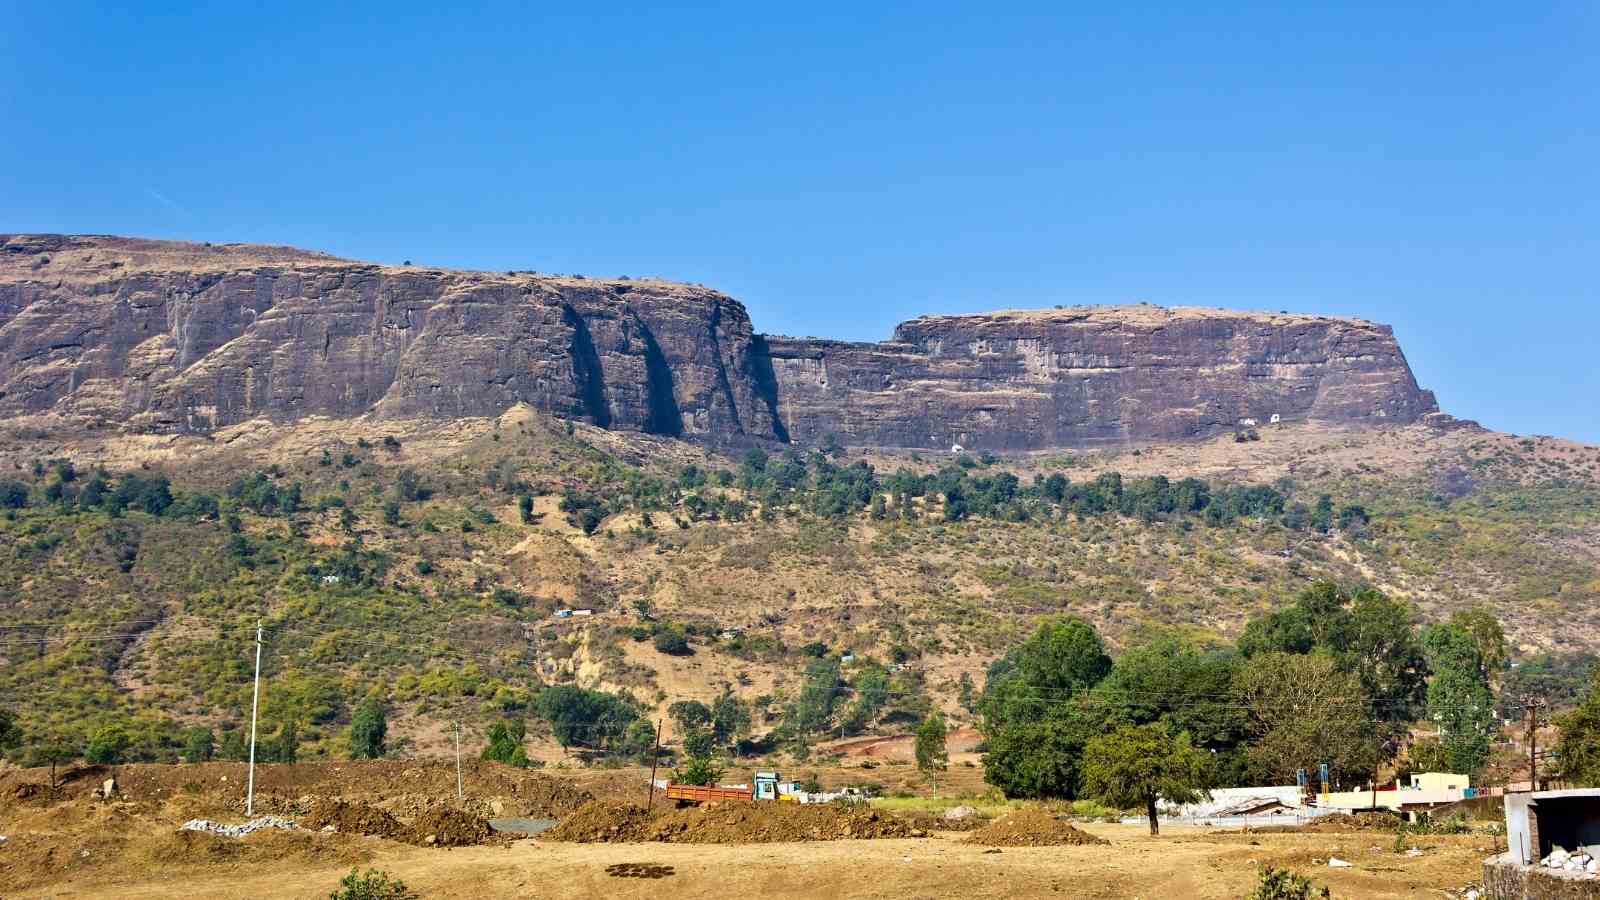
xmin=1504 ymin=790 xmax=1600 ymax=867
xmin=1161 ymin=786 xmax=1304 ymax=820
xmin=1484 ymin=789 xmax=1600 ymax=899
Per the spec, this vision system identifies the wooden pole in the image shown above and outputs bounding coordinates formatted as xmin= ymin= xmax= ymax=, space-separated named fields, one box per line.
xmin=646 ymin=719 xmax=663 ymax=810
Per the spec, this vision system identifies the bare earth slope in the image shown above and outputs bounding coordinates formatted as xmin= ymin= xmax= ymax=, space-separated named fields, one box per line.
xmin=1 ymin=234 xmax=1435 ymax=450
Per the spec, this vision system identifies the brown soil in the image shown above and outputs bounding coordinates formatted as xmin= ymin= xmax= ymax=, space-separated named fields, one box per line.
xmin=963 ymin=809 xmax=1110 ymax=847
xmin=544 ymin=800 xmax=914 ymax=843
xmin=299 ymin=798 xmax=407 ymax=840
xmin=0 ymin=760 xmax=595 ymax=820
xmin=407 ymin=806 xmax=497 ymax=847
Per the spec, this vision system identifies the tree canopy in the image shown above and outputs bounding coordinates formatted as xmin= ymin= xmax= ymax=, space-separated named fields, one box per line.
xmin=1081 ymin=723 xmax=1211 ymax=835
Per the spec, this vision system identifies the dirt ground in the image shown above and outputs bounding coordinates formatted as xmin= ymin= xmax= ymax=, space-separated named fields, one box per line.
xmin=3 ymin=823 xmax=1495 ymax=900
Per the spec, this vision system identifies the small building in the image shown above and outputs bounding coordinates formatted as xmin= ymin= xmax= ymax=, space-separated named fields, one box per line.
xmin=1486 ymin=789 xmax=1600 ymax=897
xmin=1319 ymin=771 xmax=1471 ymax=817
xmin=554 ymin=609 xmax=573 ymax=619
xmin=571 ymin=609 xmax=593 ymax=617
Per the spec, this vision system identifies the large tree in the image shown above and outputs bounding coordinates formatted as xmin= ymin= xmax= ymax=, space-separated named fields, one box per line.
xmin=980 ymin=618 xmax=1112 ymax=798
xmin=1081 ymin=723 xmax=1211 ymax=835
xmin=535 ymin=685 xmax=638 ymax=753
xmin=1421 ymin=623 xmax=1496 ymax=774
xmin=1232 ymin=652 xmax=1379 ymax=786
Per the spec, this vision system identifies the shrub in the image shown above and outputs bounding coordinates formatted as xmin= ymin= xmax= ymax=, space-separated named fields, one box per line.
xmin=653 ymin=628 xmax=691 ymax=656
xmin=328 ymin=868 xmax=417 ymax=900
xmin=1248 ymin=867 xmax=1329 ymax=900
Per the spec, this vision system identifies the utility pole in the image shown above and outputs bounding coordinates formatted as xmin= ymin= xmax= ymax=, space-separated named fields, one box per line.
xmin=455 ymin=721 xmax=464 ymax=804
xmin=645 ymin=720 xmax=663 ymax=810
xmin=246 ymin=619 xmax=263 ymax=817
xmin=1527 ymin=704 xmax=1535 ymax=791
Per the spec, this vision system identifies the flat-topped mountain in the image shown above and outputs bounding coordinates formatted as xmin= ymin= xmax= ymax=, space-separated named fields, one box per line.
xmin=0 ymin=234 xmax=1437 ymax=449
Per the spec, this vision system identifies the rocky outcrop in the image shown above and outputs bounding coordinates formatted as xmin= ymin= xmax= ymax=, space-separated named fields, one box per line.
xmin=766 ymin=306 xmax=1437 ymax=450
xmin=0 ymin=235 xmax=1437 ymax=449
xmin=0 ymin=235 xmax=780 ymax=442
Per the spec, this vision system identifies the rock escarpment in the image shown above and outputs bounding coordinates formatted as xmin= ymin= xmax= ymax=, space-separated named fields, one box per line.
xmin=765 ymin=306 xmax=1438 ymax=450
xmin=0 ymin=235 xmax=1437 ymax=450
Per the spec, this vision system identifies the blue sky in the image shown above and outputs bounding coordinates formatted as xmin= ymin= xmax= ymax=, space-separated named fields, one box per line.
xmin=3 ymin=3 xmax=1597 ymax=441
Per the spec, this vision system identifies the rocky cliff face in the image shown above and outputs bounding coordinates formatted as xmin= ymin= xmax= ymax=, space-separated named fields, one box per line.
xmin=0 ymin=235 xmax=1437 ymax=449
xmin=766 ymin=307 xmax=1438 ymax=450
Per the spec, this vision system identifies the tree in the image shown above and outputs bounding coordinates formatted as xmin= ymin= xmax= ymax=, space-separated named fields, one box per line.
xmin=349 ymin=697 xmax=388 ymax=759
xmin=181 ymin=726 xmax=215 ymax=763
xmin=914 ymin=712 xmax=949 ymax=790
xmin=1450 ymin=606 xmax=1508 ymax=682
xmin=534 ymin=685 xmax=638 ymax=753
xmin=668 ymin=700 xmax=712 ymax=734
xmin=1422 ymin=623 xmax=1496 ymax=773
xmin=518 ymin=494 xmax=534 ymax=524
xmin=982 ymin=710 xmax=1098 ymax=799
xmin=0 ymin=707 xmax=20 ymax=759
xmin=1081 ymin=723 xmax=1211 ymax=835
xmin=673 ymin=752 xmax=724 ymax=787
xmin=1094 ymin=635 xmax=1245 ymax=752
xmin=84 ymin=724 xmax=131 ymax=764
xmin=784 ymin=657 xmax=844 ymax=748
xmin=979 ymin=617 xmax=1112 ymax=734
xmin=1556 ymin=670 xmax=1600 ymax=786
xmin=710 ymin=692 xmax=752 ymax=748
xmin=481 ymin=719 xmax=530 ymax=767
xmin=979 ymin=618 xmax=1113 ymax=799
xmin=1232 ymin=652 xmax=1378 ymax=786
xmin=269 ymin=720 xmax=300 ymax=763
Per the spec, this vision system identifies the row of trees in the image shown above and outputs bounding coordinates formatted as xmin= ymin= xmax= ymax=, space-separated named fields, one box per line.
xmin=976 ymin=581 xmax=1510 ymax=829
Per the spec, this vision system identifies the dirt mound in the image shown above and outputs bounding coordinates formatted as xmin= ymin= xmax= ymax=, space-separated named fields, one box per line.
xmin=542 ymin=801 xmax=656 ymax=842
xmin=646 ymin=801 xmax=913 ymax=843
xmin=901 ymin=811 xmax=987 ymax=832
xmin=407 ymin=806 xmax=496 ymax=847
xmin=298 ymin=799 xmax=405 ymax=840
xmin=962 ymin=809 xmax=1108 ymax=847
xmin=543 ymin=800 xmax=914 ymax=844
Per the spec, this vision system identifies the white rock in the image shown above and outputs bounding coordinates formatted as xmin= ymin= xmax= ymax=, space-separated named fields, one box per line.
xmin=1329 ymin=858 xmax=1353 ymax=868
xmin=943 ymin=805 xmax=979 ymax=821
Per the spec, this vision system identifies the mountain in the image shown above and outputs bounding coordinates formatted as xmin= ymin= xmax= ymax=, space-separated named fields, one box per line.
xmin=1 ymin=234 xmax=1436 ymax=449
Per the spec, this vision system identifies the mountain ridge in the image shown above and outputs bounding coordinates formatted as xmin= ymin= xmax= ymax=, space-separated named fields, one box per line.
xmin=1 ymin=234 xmax=1437 ymax=450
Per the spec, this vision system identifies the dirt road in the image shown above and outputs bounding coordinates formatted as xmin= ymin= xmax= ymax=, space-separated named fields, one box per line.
xmin=12 ymin=824 xmax=1488 ymax=900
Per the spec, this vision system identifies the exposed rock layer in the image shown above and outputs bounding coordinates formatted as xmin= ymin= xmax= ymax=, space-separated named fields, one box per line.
xmin=0 ymin=235 xmax=1437 ymax=449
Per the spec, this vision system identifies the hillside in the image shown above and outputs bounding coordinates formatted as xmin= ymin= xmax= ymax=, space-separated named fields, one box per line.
xmin=1 ymin=402 xmax=1596 ymax=763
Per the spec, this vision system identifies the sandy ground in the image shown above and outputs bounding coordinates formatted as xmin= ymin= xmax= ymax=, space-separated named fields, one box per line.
xmin=9 ymin=823 xmax=1491 ymax=900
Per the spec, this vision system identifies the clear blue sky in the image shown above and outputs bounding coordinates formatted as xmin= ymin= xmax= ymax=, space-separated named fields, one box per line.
xmin=4 ymin=3 xmax=1596 ymax=441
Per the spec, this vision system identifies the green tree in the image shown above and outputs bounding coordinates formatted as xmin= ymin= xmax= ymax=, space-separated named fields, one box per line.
xmin=1555 ymin=670 xmax=1600 ymax=786
xmin=349 ymin=697 xmax=388 ymax=759
xmin=328 ymin=867 xmax=418 ymax=900
xmin=1081 ymin=723 xmax=1211 ymax=835
xmin=84 ymin=724 xmax=131 ymax=764
xmin=518 ymin=494 xmax=534 ymax=524
xmin=481 ymin=719 xmax=531 ymax=767
xmin=1249 ymin=867 xmax=1330 ymax=900
xmin=534 ymin=685 xmax=638 ymax=753
xmin=979 ymin=618 xmax=1112 ymax=799
xmin=668 ymin=700 xmax=712 ymax=733
xmin=1421 ymin=623 xmax=1496 ymax=773
xmin=1450 ymin=606 xmax=1508 ymax=681
xmin=1094 ymin=635 xmax=1245 ymax=751
xmin=218 ymin=728 xmax=248 ymax=761
xmin=673 ymin=753 xmax=724 ymax=787
xmin=181 ymin=726 xmax=215 ymax=763
xmin=1232 ymin=652 xmax=1378 ymax=786
xmin=0 ymin=707 xmax=21 ymax=759
xmin=979 ymin=617 xmax=1112 ymax=733
xmin=914 ymin=712 xmax=949 ymax=790
xmin=710 ymin=692 xmax=752 ymax=748
xmin=784 ymin=657 xmax=844 ymax=747
xmin=653 ymin=627 xmax=691 ymax=656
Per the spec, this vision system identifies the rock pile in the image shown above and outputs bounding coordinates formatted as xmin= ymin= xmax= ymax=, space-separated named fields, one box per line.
xmin=962 ymin=810 xmax=1108 ymax=848
xmin=178 ymin=816 xmax=297 ymax=838
xmin=1540 ymin=848 xmax=1598 ymax=877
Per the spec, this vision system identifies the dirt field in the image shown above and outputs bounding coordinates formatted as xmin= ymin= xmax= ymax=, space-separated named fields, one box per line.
xmin=0 ymin=759 xmax=1497 ymax=900
xmin=3 ymin=822 xmax=1493 ymax=899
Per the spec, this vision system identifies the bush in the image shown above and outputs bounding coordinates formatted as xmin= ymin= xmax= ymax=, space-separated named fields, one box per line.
xmin=653 ymin=628 xmax=691 ymax=656
xmin=328 ymin=868 xmax=417 ymax=900
xmin=1248 ymin=867 xmax=1329 ymax=900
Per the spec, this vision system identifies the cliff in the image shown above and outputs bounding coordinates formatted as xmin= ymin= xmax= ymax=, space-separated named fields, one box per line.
xmin=0 ymin=235 xmax=1437 ymax=449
